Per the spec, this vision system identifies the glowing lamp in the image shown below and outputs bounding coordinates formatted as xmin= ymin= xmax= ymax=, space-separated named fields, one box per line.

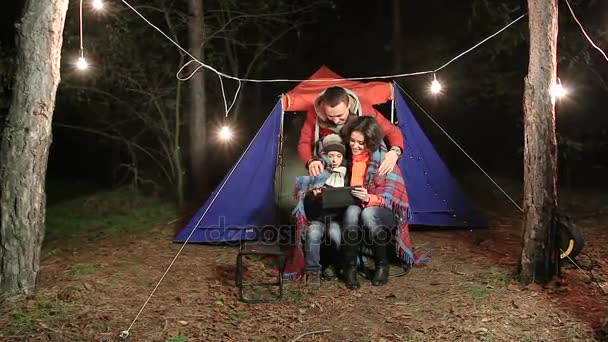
xmin=218 ymin=126 xmax=233 ymax=141
xmin=92 ymin=0 xmax=104 ymax=10
xmin=430 ymin=74 xmax=442 ymax=94
xmin=76 ymin=56 xmax=89 ymax=70
xmin=551 ymin=82 xmax=567 ymax=99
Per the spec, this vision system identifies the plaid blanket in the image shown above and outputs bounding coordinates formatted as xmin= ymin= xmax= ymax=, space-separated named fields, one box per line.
xmin=277 ymin=149 xmax=429 ymax=279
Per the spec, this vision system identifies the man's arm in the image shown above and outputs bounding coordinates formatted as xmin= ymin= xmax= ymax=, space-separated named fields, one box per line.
xmin=297 ymin=109 xmax=317 ymax=165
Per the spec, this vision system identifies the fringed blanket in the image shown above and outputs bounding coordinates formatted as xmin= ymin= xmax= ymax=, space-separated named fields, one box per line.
xmin=276 ymin=149 xmax=430 ymax=279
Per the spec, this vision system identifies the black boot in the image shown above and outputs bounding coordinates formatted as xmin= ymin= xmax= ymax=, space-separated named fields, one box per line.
xmin=371 ymin=237 xmax=389 ymax=286
xmin=343 ymin=263 xmax=360 ymax=289
xmin=372 ymin=265 xmax=389 ymax=286
xmin=342 ymin=244 xmax=360 ymax=290
xmin=342 ymin=226 xmax=360 ymax=289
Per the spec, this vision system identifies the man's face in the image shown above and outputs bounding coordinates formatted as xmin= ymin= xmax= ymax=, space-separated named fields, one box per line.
xmin=327 ymin=151 xmax=344 ymax=168
xmin=322 ymin=101 xmax=350 ymax=125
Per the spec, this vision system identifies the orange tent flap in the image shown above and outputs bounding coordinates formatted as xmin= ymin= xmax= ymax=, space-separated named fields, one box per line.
xmin=282 ymin=66 xmax=393 ymax=111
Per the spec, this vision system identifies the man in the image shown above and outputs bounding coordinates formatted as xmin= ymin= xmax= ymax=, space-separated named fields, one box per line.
xmin=298 ymin=86 xmax=404 ymax=176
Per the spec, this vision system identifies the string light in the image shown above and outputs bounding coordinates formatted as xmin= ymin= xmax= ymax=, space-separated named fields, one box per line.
xmin=92 ymin=0 xmax=104 ymax=11
xmin=551 ymin=78 xmax=567 ymax=103
xmin=121 ymin=0 xmax=527 ymax=83
xmin=76 ymin=0 xmax=89 ymax=72
xmin=430 ymin=74 xmax=442 ymax=94
xmin=217 ymin=125 xmax=233 ymax=141
xmin=76 ymin=55 xmax=89 ymax=70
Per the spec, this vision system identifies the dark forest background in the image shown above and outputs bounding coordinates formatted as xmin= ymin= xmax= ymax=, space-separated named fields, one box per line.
xmin=1 ymin=0 xmax=607 ymax=204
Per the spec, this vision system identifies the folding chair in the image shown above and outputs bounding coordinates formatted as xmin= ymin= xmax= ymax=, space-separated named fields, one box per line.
xmin=235 ymin=235 xmax=288 ymax=303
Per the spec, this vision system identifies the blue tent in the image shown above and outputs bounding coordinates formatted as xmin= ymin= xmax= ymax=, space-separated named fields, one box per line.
xmin=175 ymin=82 xmax=487 ymax=244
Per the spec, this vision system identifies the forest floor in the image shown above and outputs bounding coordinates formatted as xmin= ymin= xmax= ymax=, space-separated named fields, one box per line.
xmin=1 ymin=185 xmax=608 ymax=341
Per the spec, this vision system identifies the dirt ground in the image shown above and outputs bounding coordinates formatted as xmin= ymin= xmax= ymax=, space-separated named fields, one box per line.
xmin=1 ymin=212 xmax=608 ymax=341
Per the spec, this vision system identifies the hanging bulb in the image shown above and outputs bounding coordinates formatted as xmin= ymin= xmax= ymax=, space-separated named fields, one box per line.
xmin=76 ymin=56 xmax=89 ymax=70
xmin=551 ymin=79 xmax=567 ymax=101
xmin=430 ymin=73 xmax=442 ymax=94
xmin=218 ymin=125 xmax=233 ymax=141
xmin=92 ymin=0 xmax=104 ymax=10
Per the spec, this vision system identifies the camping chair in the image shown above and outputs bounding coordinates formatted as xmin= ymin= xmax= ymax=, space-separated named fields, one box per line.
xmin=235 ymin=226 xmax=290 ymax=303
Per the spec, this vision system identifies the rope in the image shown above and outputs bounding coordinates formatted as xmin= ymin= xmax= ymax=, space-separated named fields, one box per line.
xmin=563 ymin=0 xmax=608 ymax=63
xmin=79 ymin=0 xmax=84 ymax=57
xmin=121 ymin=0 xmax=526 ymax=83
xmin=561 ymin=251 xmax=607 ymax=295
xmin=119 ymin=107 xmax=279 ymax=338
xmin=395 ymin=82 xmax=523 ymax=212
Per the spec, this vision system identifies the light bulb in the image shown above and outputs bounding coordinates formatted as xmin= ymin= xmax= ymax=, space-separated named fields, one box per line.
xmin=551 ymin=83 xmax=567 ymax=99
xmin=218 ymin=126 xmax=233 ymax=141
xmin=76 ymin=56 xmax=89 ymax=70
xmin=430 ymin=79 xmax=442 ymax=94
xmin=92 ymin=0 xmax=104 ymax=10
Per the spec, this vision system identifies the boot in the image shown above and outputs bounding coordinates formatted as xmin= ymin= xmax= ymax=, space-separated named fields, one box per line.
xmin=306 ymin=271 xmax=320 ymax=290
xmin=342 ymin=245 xmax=360 ymax=290
xmin=321 ymin=265 xmax=337 ymax=280
xmin=371 ymin=238 xmax=389 ymax=286
xmin=343 ymin=264 xmax=360 ymax=290
xmin=372 ymin=265 xmax=389 ymax=286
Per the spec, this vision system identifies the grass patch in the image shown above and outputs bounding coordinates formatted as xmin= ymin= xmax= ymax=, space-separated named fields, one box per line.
xmin=470 ymin=286 xmax=490 ymax=300
xmin=285 ymin=286 xmax=306 ymax=305
xmin=45 ymin=187 xmax=177 ymax=243
xmin=10 ymin=312 xmax=33 ymax=327
xmin=166 ymin=336 xmax=188 ymax=342
xmin=7 ymin=296 xmax=64 ymax=332
xmin=68 ymin=263 xmax=96 ymax=278
xmin=475 ymin=268 xmax=510 ymax=286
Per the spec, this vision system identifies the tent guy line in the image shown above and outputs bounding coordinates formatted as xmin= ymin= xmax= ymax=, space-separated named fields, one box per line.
xmin=118 ymin=106 xmax=277 ymax=340
xmin=396 ymin=82 xmax=523 ymax=212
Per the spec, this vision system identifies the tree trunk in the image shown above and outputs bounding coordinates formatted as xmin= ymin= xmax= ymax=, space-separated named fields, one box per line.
xmin=0 ymin=0 xmax=69 ymax=295
xmin=188 ymin=0 xmax=207 ymax=197
xmin=519 ymin=0 xmax=559 ymax=284
xmin=391 ymin=0 xmax=402 ymax=74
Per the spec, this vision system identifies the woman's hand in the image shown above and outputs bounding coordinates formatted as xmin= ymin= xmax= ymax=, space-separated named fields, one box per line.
xmin=351 ymin=187 xmax=369 ymax=203
xmin=378 ymin=150 xmax=399 ymax=176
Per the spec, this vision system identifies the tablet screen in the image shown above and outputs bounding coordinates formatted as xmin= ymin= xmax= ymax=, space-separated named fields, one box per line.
xmin=321 ymin=187 xmax=360 ymax=209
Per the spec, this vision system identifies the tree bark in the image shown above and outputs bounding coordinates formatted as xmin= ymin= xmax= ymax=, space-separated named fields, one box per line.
xmin=519 ymin=0 xmax=559 ymax=284
xmin=0 ymin=0 xmax=69 ymax=295
xmin=188 ymin=0 xmax=207 ymax=197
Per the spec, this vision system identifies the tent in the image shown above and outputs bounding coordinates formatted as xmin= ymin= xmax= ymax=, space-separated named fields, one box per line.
xmin=174 ymin=66 xmax=487 ymax=243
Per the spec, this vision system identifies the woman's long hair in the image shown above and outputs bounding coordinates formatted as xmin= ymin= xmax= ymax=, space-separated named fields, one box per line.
xmin=341 ymin=116 xmax=385 ymax=152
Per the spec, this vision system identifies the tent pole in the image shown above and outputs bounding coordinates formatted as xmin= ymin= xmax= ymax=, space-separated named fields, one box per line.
xmin=275 ymin=109 xmax=285 ymax=215
xmin=390 ymin=83 xmax=396 ymax=124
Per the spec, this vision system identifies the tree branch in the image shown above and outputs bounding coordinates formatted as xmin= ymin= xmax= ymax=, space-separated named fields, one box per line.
xmin=54 ymin=123 xmax=173 ymax=185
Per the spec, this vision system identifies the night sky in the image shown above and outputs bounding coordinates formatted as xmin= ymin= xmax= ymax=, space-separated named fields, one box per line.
xmin=1 ymin=0 xmax=607 ymax=192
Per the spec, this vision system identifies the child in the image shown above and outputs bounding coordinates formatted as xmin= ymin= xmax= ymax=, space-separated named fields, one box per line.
xmin=301 ymin=134 xmax=348 ymax=289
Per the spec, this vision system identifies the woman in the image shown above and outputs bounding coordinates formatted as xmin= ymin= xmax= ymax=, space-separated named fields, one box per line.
xmin=340 ymin=116 xmax=425 ymax=289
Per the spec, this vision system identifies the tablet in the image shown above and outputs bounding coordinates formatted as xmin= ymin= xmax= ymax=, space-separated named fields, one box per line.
xmin=322 ymin=187 xmax=361 ymax=209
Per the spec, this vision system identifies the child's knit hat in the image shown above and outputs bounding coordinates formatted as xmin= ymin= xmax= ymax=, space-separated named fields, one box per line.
xmin=321 ymin=133 xmax=345 ymax=155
